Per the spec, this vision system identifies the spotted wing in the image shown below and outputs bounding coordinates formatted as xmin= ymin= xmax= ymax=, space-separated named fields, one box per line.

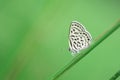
xmin=69 ymin=21 xmax=92 ymax=54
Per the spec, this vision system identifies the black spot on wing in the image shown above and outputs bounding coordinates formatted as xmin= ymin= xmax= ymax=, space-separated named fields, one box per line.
xmin=70 ymin=35 xmax=75 ymax=37
xmin=74 ymin=41 xmax=76 ymax=44
xmin=82 ymin=32 xmax=91 ymax=42
xmin=69 ymin=39 xmax=72 ymax=47
xmin=82 ymin=43 xmax=84 ymax=45
xmin=74 ymin=32 xmax=79 ymax=34
xmin=73 ymin=44 xmax=77 ymax=49
xmin=71 ymin=22 xmax=85 ymax=31
xmin=77 ymin=41 xmax=80 ymax=44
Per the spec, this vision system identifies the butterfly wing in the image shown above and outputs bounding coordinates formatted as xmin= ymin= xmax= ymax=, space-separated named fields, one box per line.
xmin=69 ymin=21 xmax=92 ymax=54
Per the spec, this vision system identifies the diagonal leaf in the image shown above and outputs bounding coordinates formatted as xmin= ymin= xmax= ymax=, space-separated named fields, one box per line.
xmin=49 ymin=19 xmax=120 ymax=80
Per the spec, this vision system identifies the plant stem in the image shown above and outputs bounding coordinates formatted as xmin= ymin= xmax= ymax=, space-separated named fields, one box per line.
xmin=110 ymin=70 xmax=120 ymax=80
xmin=49 ymin=19 xmax=120 ymax=80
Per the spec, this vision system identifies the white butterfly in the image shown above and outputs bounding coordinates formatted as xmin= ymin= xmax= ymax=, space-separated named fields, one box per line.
xmin=69 ymin=21 xmax=92 ymax=55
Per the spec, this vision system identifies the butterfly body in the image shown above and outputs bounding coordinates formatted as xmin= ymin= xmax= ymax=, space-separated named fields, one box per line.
xmin=69 ymin=21 xmax=92 ymax=55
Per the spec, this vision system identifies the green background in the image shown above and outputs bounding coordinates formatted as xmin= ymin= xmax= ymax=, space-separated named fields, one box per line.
xmin=0 ymin=0 xmax=120 ymax=80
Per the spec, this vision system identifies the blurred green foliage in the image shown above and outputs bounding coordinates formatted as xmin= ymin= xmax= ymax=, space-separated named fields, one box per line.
xmin=0 ymin=0 xmax=120 ymax=80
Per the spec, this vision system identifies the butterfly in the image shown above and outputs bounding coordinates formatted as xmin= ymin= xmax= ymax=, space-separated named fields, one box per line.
xmin=69 ymin=21 xmax=92 ymax=55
